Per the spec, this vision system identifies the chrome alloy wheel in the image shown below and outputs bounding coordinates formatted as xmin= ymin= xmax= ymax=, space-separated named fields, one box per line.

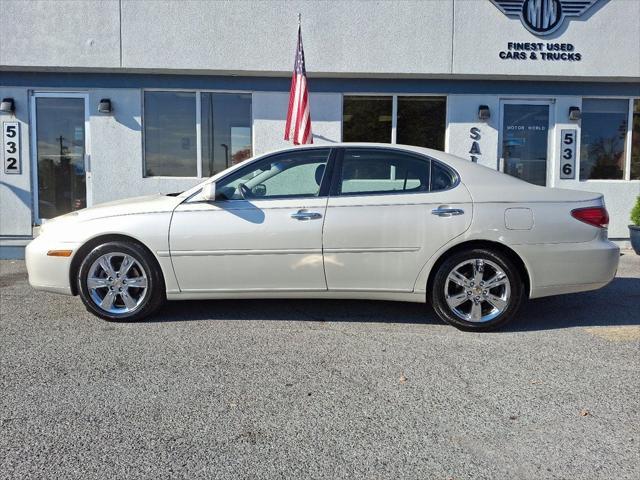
xmin=444 ymin=258 xmax=511 ymax=323
xmin=86 ymin=252 xmax=148 ymax=315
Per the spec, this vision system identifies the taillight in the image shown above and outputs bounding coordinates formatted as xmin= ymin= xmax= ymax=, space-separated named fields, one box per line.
xmin=571 ymin=206 xmax=609 ymax=229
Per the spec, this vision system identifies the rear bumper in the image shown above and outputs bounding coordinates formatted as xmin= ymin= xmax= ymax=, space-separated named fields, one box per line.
xmin=514 ymin=237 xmax=620 ymax=299
xmin=25 ymin=236 xmax=79 ymax=296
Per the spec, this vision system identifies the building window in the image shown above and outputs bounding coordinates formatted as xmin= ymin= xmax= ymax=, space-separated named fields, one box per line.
xmin=579 ymin=99 xmax=629 ymax=181
xmin=397 ymin=96 xmax=446 ymax=150
xmin=201 ymin=93 xmax=252 ymax=177
xmin=144 ymin=91 xmax=197 ymax=177
xmin=342 ymin=95 xmax=446 ymax=150
xmin=632 ymin=99 xmax=640 ymax=180
xmin=144 ymin=91 xmax=253 ymax=178
xmin=343 ymin=96 xmax=392 ymax=143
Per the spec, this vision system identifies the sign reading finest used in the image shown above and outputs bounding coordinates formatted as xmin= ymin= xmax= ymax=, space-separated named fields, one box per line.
xmin=500 ymin=42 xmax=582 ymax=61
xmin=3 ymin=122 xmax=21 ymax=175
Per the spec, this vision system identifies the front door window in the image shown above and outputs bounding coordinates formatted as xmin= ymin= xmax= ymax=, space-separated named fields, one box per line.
xmin=35 ymin=97 xmax=87 ymax=219
xmin=215 ymin=149 xmax=330 ymax=200
xmin=501 ymin=103 xmax=550 ymax=186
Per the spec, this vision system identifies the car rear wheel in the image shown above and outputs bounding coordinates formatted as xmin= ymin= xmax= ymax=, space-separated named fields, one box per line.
xmin=430 ymin=248 xmax=525 ymax=331
xmin=77 ymin=241 xmax=165 ymax=321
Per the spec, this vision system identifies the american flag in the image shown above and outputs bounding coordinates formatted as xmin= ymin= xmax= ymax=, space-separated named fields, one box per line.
xmin=284 ymin=24 xmax=313 ymax=145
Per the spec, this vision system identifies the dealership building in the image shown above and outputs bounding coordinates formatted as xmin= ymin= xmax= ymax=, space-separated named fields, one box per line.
xmin=1 ymin=0 xmax=639 ymax=258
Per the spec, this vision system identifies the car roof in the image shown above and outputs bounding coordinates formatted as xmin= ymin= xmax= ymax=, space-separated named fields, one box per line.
xmin=263 ymin=143 xmax=602 ymax=203
xmin=184 ymin=142 xmax=513 ymax=198
xmin=183 ymin=142 xmax=602 ymax=203
xmin=262 ymin=142 xmax=494 ymax=179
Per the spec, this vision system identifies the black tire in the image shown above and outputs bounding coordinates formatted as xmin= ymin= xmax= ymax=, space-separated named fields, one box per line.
xmin=77 ymin=241 xmax=165 ymax=322
xmin=430 ymin=248 xmax=525 ymax=331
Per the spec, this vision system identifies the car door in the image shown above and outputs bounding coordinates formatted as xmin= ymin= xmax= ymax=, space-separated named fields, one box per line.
xmin=169 ymin=148 xmax=334 ymax=292
xmin=322 ymin=147 xmax=472 ymax=292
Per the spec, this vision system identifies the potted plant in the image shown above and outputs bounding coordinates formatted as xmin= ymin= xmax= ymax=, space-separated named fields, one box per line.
xmin=630 ymin=195 xmax=640 ymax=255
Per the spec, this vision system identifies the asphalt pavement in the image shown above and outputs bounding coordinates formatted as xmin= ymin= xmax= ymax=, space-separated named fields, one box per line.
xmin=1 ymin=253 xmax=639 ymax=479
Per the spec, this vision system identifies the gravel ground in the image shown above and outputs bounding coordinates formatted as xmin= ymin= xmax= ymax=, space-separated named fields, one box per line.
xmin=1 ymin=253 xmax=639 ymax=480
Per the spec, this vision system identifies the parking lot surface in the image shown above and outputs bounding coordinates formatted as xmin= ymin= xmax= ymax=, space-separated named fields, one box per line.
xmin=1 ymin=253 xmax=639 ymax=479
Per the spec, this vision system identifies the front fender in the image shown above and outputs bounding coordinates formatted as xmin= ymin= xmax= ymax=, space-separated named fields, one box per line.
xmin=30 ymin=212 xmax=180 ymax=296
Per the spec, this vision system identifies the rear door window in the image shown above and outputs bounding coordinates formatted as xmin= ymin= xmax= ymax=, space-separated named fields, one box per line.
xmin=338 ymin=148 xmax=430 ymax=195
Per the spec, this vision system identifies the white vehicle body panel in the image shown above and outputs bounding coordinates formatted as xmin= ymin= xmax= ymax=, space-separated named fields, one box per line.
xmin=169 ymin=197 xmax=327 ymax=292
xmin=26 ymin=195 xmax=181 ymax=295
xmin=323 ymin=188 xmax=472 ymax=292
xmin=25 ymin=143 xmax=619 ymax=306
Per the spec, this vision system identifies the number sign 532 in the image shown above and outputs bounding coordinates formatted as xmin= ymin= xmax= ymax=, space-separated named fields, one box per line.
xmin=560 ymin=129 xmax=576 ymax=180
xmin=3 ymin=122 xmax=21 ymax=175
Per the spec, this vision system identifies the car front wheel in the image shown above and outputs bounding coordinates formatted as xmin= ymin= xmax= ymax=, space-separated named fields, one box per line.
xmin=77 ymin=241 xmax=165 ymax=321
xmin=430 ymin=248 xmax=525 ymax=331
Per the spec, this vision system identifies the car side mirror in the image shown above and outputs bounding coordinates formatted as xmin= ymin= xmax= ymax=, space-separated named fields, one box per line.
xmin=252 ymin=184 xmax=267 ymax=197
xmin=202 ymin=182 xmax=216 ymax=201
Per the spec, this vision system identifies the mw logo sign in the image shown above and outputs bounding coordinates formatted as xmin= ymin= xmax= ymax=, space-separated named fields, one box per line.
xmin=490 ymin=0 xmax=600 ymax=36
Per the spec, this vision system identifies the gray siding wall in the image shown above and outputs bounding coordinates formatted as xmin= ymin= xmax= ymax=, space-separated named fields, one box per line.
xmin=2 ymin=0 xmax=638 ymax=80
xmin=0 ymin=87 xmax=32 ymax=236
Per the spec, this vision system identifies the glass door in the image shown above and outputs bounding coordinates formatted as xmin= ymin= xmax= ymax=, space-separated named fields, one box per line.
xmin=31 ymin=93 xmax=91 ymax=221
xmin=500 ymin=101 xmax=552 ymax=186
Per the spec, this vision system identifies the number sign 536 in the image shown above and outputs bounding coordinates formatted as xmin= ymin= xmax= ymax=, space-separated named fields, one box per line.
xmin=3 ymin=122 xmax=21 ymax=175
xmin=560 ymin=129 xmax=576 ymax=180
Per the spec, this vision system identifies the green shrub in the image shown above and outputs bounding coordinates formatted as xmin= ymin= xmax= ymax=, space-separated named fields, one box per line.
xmin=631 ymin=196 xmax=640 ymax=226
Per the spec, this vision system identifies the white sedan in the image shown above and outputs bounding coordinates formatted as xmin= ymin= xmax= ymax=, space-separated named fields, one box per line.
xmin=26 ymin=144 xmax=619 ymax=331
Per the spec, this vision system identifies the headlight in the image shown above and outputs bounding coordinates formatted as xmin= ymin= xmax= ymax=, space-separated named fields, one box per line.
xmin=37 ymin=212 xmax=80 ymax=237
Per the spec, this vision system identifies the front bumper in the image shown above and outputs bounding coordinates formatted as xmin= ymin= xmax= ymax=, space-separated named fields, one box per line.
xmin=25 ymin=236 xmax=80 ymax=296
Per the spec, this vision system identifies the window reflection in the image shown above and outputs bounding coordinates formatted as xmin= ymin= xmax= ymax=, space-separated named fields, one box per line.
xmin=144 ymin=92 xmax=197 ymax=177
xmin=397 ymin=97 xmax=446 ymax=150
xmin=201 ymin=93 xmax=252 ymax=176
xmin=343 ymin=95 xmax=446 ymax=150
xmin=343 ymin=96 xmax=392 ymax=143
xmin=580 ymin=99 xmax=628 ymax=180
xmin=36 ymin=97 xmax=86 ymax=219
xmin=631 ymin=99 xmax=640 ymax=180
xmin=501 ymin=104 xmax=549 ymax=186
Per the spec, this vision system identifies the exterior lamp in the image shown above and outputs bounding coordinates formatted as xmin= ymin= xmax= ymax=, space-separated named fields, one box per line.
xmin=98 ymin=98 xmax=112 ymax=114
xmin=568 ymin=106 xmax=581 ymax=121
xmin=478 ymin=105 xmax=490 ymax=121
xmin=0 ymin=98 xmax=15 ymax=113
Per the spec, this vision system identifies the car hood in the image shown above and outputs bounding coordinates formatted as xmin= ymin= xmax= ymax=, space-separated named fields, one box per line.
xmin=46 ymin=194 xmax=182 ymax=225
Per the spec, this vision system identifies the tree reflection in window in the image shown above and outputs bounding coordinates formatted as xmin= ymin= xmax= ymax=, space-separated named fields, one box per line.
xmin=580 ymin=99 xmax=628 ymax=180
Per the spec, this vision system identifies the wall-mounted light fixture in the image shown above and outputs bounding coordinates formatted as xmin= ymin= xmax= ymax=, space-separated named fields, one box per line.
xmin=478 ymin=105 xmax=490 ymax=121
xmin=568 ymin=106 xmax=581 ymax=121
xmin=0 ymin=98 xmax=15 ymax=114
xmin=98 ymin=98 xmax=112 ymax=114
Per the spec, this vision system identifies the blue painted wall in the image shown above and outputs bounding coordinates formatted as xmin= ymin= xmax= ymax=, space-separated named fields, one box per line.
xmin=2 ymin=72 xmax=639 ymax=96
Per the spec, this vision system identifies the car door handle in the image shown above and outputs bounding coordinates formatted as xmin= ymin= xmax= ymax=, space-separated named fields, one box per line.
xmin=291 ymin=210 xmax=322 ymax=221
xmin=431 ymin=207 xmax=464 ymax=217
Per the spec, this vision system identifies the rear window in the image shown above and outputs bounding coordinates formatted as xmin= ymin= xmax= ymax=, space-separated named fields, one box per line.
xmin=337 ymin=148 xmax=457 ymax=195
